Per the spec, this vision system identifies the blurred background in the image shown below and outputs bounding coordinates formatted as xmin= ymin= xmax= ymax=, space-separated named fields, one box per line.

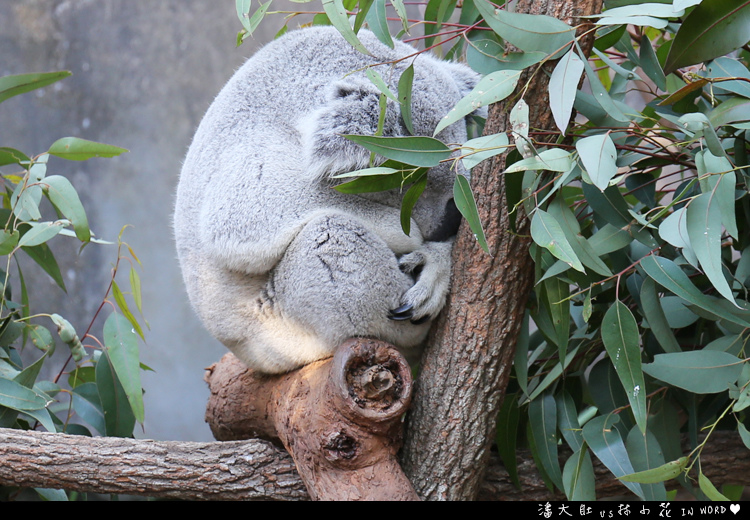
xmin=0 ymin=1 xmax=308 ymax=441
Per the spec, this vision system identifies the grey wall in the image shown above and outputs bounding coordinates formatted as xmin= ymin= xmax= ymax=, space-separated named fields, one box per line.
xmin=0 ymin=0 xmax=292 ymax=441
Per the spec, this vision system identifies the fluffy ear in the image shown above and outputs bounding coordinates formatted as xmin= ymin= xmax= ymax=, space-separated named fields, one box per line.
xmin=299 ymin=77 xmax=403 ymax=181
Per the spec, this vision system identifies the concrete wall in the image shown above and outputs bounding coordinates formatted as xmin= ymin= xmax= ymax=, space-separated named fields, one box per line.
xmin=0 ymin=0 xmax=293 ymax=441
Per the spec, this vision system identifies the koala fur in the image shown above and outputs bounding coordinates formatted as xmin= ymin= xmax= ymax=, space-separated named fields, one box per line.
xmin=174 ymin=26 xmax=480 ymax=374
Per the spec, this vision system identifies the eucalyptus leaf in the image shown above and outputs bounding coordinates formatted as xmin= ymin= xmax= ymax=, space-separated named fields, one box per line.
xmin=642 ymin=350 xmax=744 ymax=394
xmin=454 ymin=174 xmax=489 ymax=254
xmin=103 ymin=312 xmax=143 ymax=423
xmin=0 ymin=71 xmax=71 ymax=104
xmin=549 ymin=49 xmax=584 ymax=135
xmin=48 ymin=137 xmax=127 ymax=161
xmin=322 ymin=0 xmax=369 ymax=55
xmin=529 ymin=392 xmax=563 ymax=490
xmin=461 ymin=133 xmax=509 ymax=170
xmin=576 ymin=133 xmax=618 ymax=191
xmin=343 ymin=135 xmax=451 ymax=167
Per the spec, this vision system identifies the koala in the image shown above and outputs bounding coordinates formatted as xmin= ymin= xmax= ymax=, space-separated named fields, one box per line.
xmin=174 ymin=26 xmax=480 ymax=374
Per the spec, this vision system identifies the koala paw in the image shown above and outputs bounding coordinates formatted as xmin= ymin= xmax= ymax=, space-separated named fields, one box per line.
xmin=388 ymin=241 xmax=453 ymax=324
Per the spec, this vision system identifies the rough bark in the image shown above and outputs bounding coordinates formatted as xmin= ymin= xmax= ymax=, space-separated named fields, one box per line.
xmin=400 ymin=0 xmax=605 ymax=501
xmin=2 ymin=426 xmax=746 ymax=501
xmin=204 ymin=339 xmax=418 ymax=501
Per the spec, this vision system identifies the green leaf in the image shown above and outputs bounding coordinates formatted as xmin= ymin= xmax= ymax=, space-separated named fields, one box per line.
xmin=353 ymin=0 xmax=373 ymax=33
xmin=496 ymin=393 xmax=521 ymax=488
xmin=640 ymin=256 xmax=750 ymax=328
xmin=48 ymin=137 xmax=127 ymax=161
xmin=433 ymin=69 xmax=521 ymax=136
xmin=642 ymin=350 xmax=744 ymax=394
xmin=597 ymin=15 xmax=668 ymax=29
xmin=738 ymin=420 xmax=750 ymax=449
xmin=364 ymin=0 xmax=393 ymax=48
xmin=342 ymin=135 xmax=451 ymax=167
xmin=531 ymin=209 xmax=585 ymax=273
xmin=466 ymin=35 xmax=546 ymax=74
xmin=664 ymin=0 xmax=750 ymax=74
xmin=474 ymin=0 xmax=575 ymax=58
xmin=322 ymin=0 xmax=369 ymax=55
xmin=599 ymin=3 xmax=684 ymax=19
xmin=640 ymin=278 xmax=682 ymax=353
xmin=331 ymin=166 xmax=399 ymax=178
xmin=18 ymin=221 xmax=66 ymax=248
xmin=579 ymin=45 xmax=631 ymax=122
xmin=699 ymin=472 xmax=731 ymax=501
xmin=549 ymin=49 xmax=584 ymax=135
xmin=72 ymin=382 xmax=105 ymax=436
xmin=0 ymin=71 xmax=71 ymax=104
xmin=390 ymin=0 xmax=409 ymax=33
xmin=0 ymin=147 xmax=30 ymax=168
xmin=619 ymin=456 xmax=688 ymax=484
xmin=400 ymin=171 xmax=427 ymax=236
xmin=582 ymin=415 xmax=644 ymax=499
xmin=576 ymin=133 xmax=618 ymax=191
xmin=556 ymin=390 xmax=583 ymax=452
xmin=130 ymin=268 xmax=143 ymax=315
xmin=706 ymin=57 xmax=750 ymax=99
xmin=365 ymin=67 xmax=397 ymax=102
xmin=461 ymin=133 xmax=509 ymax=170
xmin=22 ymin=243 xmax=66 ymax=292
xmin=112 ymin=280 xmax=145 ymax=341
xmin=640 ymin=35 xmax=667 ymax=92
xmin=625 ymin=427 xmax=668 ymax=500
xmin=0 ymin=230 xmax=20 ymax=256
xmin=686 ymin=192 xmax=736 ymax=305
xmin=563 ymin=448 xmax=596 ymax=501
xmin=95 ymin=354 xmax=135 ymax=437
xmin=34 ymin=488 xmax=68 ymax=501
xmin=504 ymin=148 xmax=573 ymax=173
xmin=398 ymin=64 xmax=414 ymax=135
xmin=103 ymin=312 xmax=143 ymax=423
xmin=529 ymin=392 xmax=563 ymax=490
xmin=601 ymin=300 xmax=647 ymax=434
xmin=453 ymin=174 xmax=489 ymax=254
xmin=0 ymin=377 xmax=48 ymax=411
xmin=43 ymin=175 xmax=90 ymax=242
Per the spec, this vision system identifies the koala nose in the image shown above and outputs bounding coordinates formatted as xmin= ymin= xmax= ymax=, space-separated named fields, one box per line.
xmin=425 ymin=198 xmax=462 ymax=242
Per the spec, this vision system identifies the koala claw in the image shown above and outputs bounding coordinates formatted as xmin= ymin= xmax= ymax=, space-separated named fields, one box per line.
xmin=410 ymin=315 xmax=430 ymax=325
xmin=388 ymin=303 xmax=414 ymax=321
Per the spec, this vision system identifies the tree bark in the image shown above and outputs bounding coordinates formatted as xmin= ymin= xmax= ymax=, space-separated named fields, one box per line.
xmin=2 ymin=427 xmax=746 ymax=501
xmin=400 ymin=0 xmax=604 ymax=501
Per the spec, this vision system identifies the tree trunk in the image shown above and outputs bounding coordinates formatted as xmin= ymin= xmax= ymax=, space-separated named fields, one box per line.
xmin=401 ymin=0 xmax=604 ymax=501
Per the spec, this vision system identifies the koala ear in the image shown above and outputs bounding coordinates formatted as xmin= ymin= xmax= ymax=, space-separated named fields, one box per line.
xmin=299 ymin=78 xmax=402 ymax=182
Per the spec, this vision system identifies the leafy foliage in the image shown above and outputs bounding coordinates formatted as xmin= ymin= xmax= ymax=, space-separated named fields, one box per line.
xmin=0 ymin=72 xmax=147 ymax=501
xmin=240 ymin=0 xmax=750 ymax=500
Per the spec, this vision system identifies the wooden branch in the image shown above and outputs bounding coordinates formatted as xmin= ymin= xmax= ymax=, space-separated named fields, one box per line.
xmin=205 ymin=339 xmax=419 ymax=501
xmin=1 ymin=425 xmax=746 ymax=500
xmin=400 ymin=0 xmax=605 ymax=501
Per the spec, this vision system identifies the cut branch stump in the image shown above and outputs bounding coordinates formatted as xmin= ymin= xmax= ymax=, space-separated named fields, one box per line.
xmin=205 ymin=338 xmax=419 ymax=501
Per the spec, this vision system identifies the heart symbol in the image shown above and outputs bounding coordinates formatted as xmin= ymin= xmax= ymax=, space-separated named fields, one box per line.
xmin=731 ymin=504 xmax=740 ymax=515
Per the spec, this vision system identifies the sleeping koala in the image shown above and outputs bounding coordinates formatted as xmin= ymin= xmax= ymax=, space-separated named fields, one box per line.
xmin=174 ymin=26 xmax=479 ymax=374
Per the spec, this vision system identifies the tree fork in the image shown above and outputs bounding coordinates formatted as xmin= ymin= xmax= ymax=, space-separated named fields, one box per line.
xmin=400 ymin=0 xmax=605 ymax=501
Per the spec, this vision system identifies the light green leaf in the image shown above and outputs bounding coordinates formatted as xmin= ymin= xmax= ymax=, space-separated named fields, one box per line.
xmin=531 ymin=209 xmax=585 ymax=273
xmin=706 ymin=57 xmax=750 ymax=99
xmin=699 ymin=472 xmax=731 ymax=501
xmin=664 ymin=0 xmax=750 ymax=74
xmin=582 ymin=415 xmax=644 ymax=499
xmin=643 ymin=350 xmax=743 ymax=394
xmin=365 ymin=67 xmax=398 ymax=101
xmin=474 ymin=0 xmax=575 ymax=57
xmin=596 ymin=15 xmax=668 ymax=28
xmin=626 ymin=427 xmax=668 ymax=500
xmin=48 ymin=137 xmax=127 ymax=161
xmin=576 ymin=133 xmax=618 ymax=191
xmin=640 ymin=35 xmax=667 ymax=91
xmin=504 ymin=148 xmax=573 ymax=173
xmin=686 ymin=193 xmax=736 ymax=305
xmin=579 ymin=46 xmax=631 ymax=122
xmin=0 ymin=230 xmax=20 ymax=256
xmin=461 ymin=133 xmax=509 ymax=170
xmin=390 ymin=0 xmax=409 ymax=33
xmin=600 ymin=3 xmax=684 ymax=18
xmin=332 ymin=166 xmax=399 ymax=178
xmin=103 ymin=312 xmax=143 ymax=423
xmin=112 ymin=280 xmax=145 ymax=341
xmin=18 ymin=221 xmax=66 ymax=248
xmin=0 ymin=71 xmax=71 ymax=104
xmin=323 ymin=0 xmax=369 ymax=55
xmin=738 ymin=420 xmax=750 ymax=449
xmin=42 ymin=175 xmax=90 ymax=242
xmin=549 ymin=49 xmax=584 ymax=135
xmin=454 ymin=174 xmax=489 ymax=254
xmin=434 ymin=69 xmax=521 ymax=136
xmin=342 ymin=135 xmax=451 ymax=167
xmin=619 ymin=456 xmax=688 ymax=484
xmin=601 ymin=300 xmax=647 ymax=434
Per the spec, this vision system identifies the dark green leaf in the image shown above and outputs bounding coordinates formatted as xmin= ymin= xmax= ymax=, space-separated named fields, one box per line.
xmin=398 ymin=64 xmax=414 ymax=135
xmin=22 ymin=243 xmax=66 ymax=292
xmin=96 ymin=353 xmax=135 ymax=437
xmin=400 ymin=171 xmax=427 ymax=236
xmin=563 ymin=448 xmax=596 ymax=500
xmin=642 ymin=350 xmax=744 ymax=394
xmin=365 ymin=0 xmax=393 ymax=48
xmin=0 ymin=377 xmax=48 ymax=411
xmin=43 ymin=175 xmax=90 ymax=242
xmin=529 ymin=393 xmax=563 ymax=490
xmin=453 ymin=174 xmax=489 ymax=254
xmin=0 ymin=147 xmax=30 ymax=168
xmin=72 ymin=382 xmax=105 ymax=436
xmin=664 ymin=0 xmax=750 ymax=74
xmin=640 ymin=35 xmax=667 ymax=92
xmin=496 ymin=393 xmax=521 ymax=488
xmin=601 ymin=300 xmax=647 ymax=434
xmin=640 ymin=278 xmax=681 ymax=353
xmin=556 ymin=390 xmax=583 ymax=452
xmin=342 ymin=135 xmax=451 ymax=167
xmin=625 ymin=427 xmax=668 ymax=500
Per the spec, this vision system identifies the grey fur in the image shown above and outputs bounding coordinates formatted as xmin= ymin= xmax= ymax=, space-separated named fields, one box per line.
xmin=174 ymin=26 xmax=479 ymax=373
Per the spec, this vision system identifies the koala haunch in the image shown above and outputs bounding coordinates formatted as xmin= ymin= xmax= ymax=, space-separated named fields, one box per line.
xmin=174 ymin=27 xmax=479 ymax=374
